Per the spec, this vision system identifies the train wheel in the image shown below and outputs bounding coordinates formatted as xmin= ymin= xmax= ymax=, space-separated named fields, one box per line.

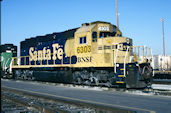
xmin=106 ymin=81 xmax=112 ymax=87
xmin=85 ymin=80 xmax=91 ymax=86
xmin=77 ymin=77 xmax=83 ymax=84
xmin=90 ymin=77 xmax=99 ymax=86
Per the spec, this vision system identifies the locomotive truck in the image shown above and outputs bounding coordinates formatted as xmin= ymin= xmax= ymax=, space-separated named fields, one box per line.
xmin=2 ymin=21 xmax=153 ymax=88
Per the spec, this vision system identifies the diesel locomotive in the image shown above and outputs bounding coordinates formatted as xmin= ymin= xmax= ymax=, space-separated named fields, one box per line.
xmin=2 ymin=21 xmax=153 ymax=88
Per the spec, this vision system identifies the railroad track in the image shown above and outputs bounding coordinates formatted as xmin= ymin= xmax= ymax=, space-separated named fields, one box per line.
xmin=153 ymin=79 xmax=171 ymax=85
xmin=2 ymin=86 xmax=134 ymax=113
xmin=2 ymin=89 xmax=67 ymax=113
xmin=1 ymin=96 xmax=39 ymax=113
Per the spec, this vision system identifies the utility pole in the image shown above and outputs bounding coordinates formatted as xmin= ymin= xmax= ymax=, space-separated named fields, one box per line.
xmin=116 ymin=0 xmax=119 ymax=29
xmin=115 ymin=0 xmax=122 ymax=36
xmin=160 ymin=18 xmax=165 ymax=56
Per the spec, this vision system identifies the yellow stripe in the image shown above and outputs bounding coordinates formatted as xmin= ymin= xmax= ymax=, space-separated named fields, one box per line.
xmin=118 ymin=75 xmax=125 ymax=77
xmin=120 ymin=68 xmax=124 ymax=70
xmin=2 ymin=86 xmax=156 ymax=113
xmin=116 ymin=81 xmax=125 ymax=84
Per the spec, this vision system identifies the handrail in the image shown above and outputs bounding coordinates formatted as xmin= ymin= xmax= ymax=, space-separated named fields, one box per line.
xmin=114 ymin=43 xmax=119 ymax=73
xmin=124 ymin=46 xmax=130 ymax=77
xmin=133 ymin=46 xmax=152 ymax=63
xmin=113 ymin=45 xmax=152 ymax=75
xmin=12 ymin=54 xmax=66 ymax=66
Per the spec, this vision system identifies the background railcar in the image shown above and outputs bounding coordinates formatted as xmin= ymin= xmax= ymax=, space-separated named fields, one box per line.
xmin=0 ymin=44 xmax=17 ymax=78
xmin=151 ymin=55 xmax=171 ymax=79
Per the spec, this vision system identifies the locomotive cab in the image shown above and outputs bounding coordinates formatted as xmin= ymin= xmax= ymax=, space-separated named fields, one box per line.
xmin=68 ymin=21 xmax=133 ymax=67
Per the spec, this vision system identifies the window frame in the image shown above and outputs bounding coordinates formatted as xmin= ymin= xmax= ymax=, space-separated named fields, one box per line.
xmin=79 ymin=36 xmax=87 ymax=44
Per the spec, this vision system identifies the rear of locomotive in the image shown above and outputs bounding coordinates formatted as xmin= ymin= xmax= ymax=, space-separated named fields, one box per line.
xmin=71 ymin=21 xmax=153 ymax=88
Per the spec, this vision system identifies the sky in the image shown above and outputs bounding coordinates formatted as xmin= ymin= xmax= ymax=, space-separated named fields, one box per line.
xmin=1 ymin=0 xmax=171 ymax=55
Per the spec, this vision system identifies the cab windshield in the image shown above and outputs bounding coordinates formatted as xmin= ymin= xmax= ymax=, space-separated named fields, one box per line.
xmin=99 ymin=32 xmax=116 ymax=38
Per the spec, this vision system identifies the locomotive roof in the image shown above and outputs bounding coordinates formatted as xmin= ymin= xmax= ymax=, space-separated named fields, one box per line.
xmin=21 ymin=21 xmax=115 ymax=43
xmin=22 ymin=28 xmax=78 ymax=43
xmin=75 ymin=24 xmax=96 ymax=34
xmin=90 ymin=21 xmax=111 ymax=25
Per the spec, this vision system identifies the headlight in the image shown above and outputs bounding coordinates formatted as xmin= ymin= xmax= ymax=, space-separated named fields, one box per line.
xmin=117 ymin=64 xmax=119 ymax=67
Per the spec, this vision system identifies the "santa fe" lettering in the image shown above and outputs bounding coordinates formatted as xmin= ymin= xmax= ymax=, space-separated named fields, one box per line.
xmin=29 ymin=43 xmax=63 ymax=61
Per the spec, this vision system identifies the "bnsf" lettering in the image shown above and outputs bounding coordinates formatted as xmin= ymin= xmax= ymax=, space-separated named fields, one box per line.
xmin=77 ymin=57 xmax=92 ymax=63
xmin=77 ymin=45 xmax=91 ymax=54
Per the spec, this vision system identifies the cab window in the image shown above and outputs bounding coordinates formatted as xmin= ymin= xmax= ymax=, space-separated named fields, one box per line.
xmin=79 ymin=37 xmax=86 ymax=44
xmin=100 ymin=32 xmax=115 ymax=38
xmin=92 ymin=32 xmax=97 ymax=42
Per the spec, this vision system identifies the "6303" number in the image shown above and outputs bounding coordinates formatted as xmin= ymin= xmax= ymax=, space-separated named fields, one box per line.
xmin=77 ymin=45 xmax=91 ymax=53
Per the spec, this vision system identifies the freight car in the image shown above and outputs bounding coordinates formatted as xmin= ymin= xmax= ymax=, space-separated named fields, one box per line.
xmin=0 ymin=44 xmax=17 ymax=78
xmin=151 ymin=55 xmax=171 ymax=79
xmin=10 ymin=21 xmax=152 ymax=88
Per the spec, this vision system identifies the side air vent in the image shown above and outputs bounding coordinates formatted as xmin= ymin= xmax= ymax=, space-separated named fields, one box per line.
xmin=112 ymin=45 xmax=117 ymax=49
xmin=98 ymin=46 xmax=102 ymax=50
xmin=104 ymin=45 xmax=111 ymax=50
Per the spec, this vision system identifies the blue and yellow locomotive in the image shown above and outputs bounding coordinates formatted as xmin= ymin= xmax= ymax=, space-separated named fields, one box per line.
xmin=11 ymin=21 xmax=152 ymax=88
